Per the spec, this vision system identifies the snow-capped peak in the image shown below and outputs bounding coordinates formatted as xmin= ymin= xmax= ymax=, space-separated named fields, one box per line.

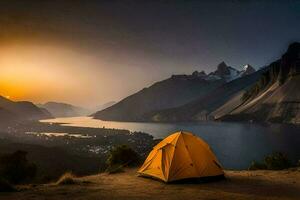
xmin=240 ymin=64 xmax=256 ymax=77
xmin=243 ymin=64 xmax=250 ymax=70
xmin=207 ymin=62 xmax=241 ymax=82
xmin=186 ymin=63 xmax=256 ymax=83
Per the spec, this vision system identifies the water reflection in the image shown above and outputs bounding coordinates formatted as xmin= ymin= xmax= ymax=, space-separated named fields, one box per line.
xmin=26 ymin=131 xmax=92 ymax=138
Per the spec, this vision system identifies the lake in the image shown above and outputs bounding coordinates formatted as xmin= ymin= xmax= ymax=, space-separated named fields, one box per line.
xmin=41 ymin=117 xmax=300 ymax=169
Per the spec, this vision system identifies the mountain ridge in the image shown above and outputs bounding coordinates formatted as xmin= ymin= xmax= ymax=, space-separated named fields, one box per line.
xmin=0 ymin=96 xmax=52 ymax=123
xmin=146 ymin=67 xmax=264 ymax=122
xmin=93 ymin=62 xmax=256 ymax=122
xmin=38 ymin=102 xmax=91 ymax=118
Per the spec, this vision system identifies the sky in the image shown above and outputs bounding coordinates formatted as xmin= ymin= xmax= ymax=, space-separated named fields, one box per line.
xmin=0 ymin=0 xmax=299 ymax=108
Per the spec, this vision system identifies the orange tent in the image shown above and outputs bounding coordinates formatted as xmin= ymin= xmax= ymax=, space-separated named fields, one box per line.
xmin=138 ymin=131 xmax=223 ymax=182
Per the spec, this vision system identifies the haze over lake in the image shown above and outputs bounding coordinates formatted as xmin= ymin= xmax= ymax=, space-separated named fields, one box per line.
xmin=41 ymin=117 xmax=300 ymax=169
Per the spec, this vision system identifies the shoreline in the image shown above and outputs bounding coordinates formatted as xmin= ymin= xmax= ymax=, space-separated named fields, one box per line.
xmin=0 ymin=120 xmax=157 ymax=181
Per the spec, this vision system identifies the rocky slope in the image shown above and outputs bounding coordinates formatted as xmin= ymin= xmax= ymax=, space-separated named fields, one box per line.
xmin=219 ymin=42 xmax=300 ymax=124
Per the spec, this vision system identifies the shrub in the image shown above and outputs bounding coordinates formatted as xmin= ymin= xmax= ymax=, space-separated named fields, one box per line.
xmin=249 ymin=152 xmax=291 ymax=170
xmin=248 ymin=161 xmax=267 ymax=170
xmin=106 ymin=145 xmax=139 ymax=167
xmin=56 ymin=172 xmax=77 ymax=185
xmin=0 ymin=151 xmax=37 ymax=184
xmin=264 ymin=152 xmax=291 ymax=170
xmin=0 ymin=178 xmax=16 ymax=192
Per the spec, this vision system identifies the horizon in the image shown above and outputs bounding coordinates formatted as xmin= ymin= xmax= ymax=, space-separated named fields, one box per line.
xmin=0 ymin=0 xmax=299 ymax=107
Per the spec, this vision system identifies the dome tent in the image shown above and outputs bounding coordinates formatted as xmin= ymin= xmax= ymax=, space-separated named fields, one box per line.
xmin=138 ymin=131 xmax=223 ymax=182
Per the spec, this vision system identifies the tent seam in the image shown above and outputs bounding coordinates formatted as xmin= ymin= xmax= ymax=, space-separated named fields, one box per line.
xmin=166 ymin=133 xmax=181 ymax=181
xmin=181 ymin=134 xmax=199 ymax=176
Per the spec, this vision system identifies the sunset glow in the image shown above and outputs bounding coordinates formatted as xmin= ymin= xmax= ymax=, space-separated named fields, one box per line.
xmin=0 ymin=0 xmax=299 ymax=109
xmin=0 ymin=45 xmax=77 ymax=102
xmin=0 ymin=44 xmax=120 ymax=106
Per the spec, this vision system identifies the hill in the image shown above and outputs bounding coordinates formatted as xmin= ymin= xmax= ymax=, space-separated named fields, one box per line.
xmin=38 ymin=102 xmax=90 ymax=118
xmin=0 ymin=96 xmax=52 ymax=123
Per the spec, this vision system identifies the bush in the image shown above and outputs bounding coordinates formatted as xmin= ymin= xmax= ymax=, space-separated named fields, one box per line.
xmin=106 ymin=145 xmax=139 ymax=167
xmin=0 ymin=178 xmax=16 ymax=192
xmin=249 ymin=152 xmax=291 ymax=170
xmin=264 ymin=152 xmax=291 ymax=170
xmin=56 ymin=172 xmax=77 ymax=185
xmin=248 ymin=161 xmax=267 ymax=170
xmin=0 ymin=151 xmax=37 ymax=184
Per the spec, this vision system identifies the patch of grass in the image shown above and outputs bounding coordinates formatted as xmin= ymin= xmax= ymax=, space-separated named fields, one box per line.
xmin=249 ymin=152 xmax=291 ymax=170
xmin=0 ymin=178 xmax=16 ymax=192
xmin=56 ymin=172 xmax=77 ymax=185
xmin=105 ymin=164 xmax=124 ymax=174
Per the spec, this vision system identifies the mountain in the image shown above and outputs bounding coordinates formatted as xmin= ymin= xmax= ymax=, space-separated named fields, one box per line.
xmin=146 ymin=67 xmax=263 ymax=122
xmin=240 ymin=64 xmax=256 ymax=77
xmin=0 ymin=107 xmax=16 ymax=123
xmin=208 ymin=61 xmax=241 ymax=81
xmin=199 ymin=62 xmax=255 ymax=82
xmin=218 ymin=42 xmax=300 ymax=124
xmin=38 ymin=102 xmax=91 ymax=118
xmin=0 ymin=96 xmax=52 ymax=123
xmin=93 ymin=62 xmax=256 ymax=122
xmin=93 ymin=72 xmax=226 ymax=121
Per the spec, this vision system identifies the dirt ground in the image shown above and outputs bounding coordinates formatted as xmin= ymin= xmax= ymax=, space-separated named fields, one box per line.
xmin=1 ymin=168 xmax=300 ymax=200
